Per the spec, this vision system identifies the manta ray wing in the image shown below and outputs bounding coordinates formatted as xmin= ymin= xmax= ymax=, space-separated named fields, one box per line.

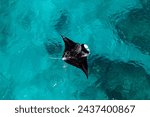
xmin=80 ymin=57 xmax=88 ymax=78
xmin=65 ymin=57 xmax=88 ymax=78
xmin=61 ymin=35 xmax=76 ymax=51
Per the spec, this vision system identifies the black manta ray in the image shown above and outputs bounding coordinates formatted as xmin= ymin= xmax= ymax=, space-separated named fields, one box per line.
xmin=61 ymin=35 xmax=90 ymax=78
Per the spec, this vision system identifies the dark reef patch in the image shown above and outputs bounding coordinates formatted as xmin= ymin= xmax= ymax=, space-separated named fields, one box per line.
xmin=0 ymin=36 xmax=7 ymax=52
xmin=89 ymin=56 xmax=150 ymax=100
xmin=0 ymin=0 xmax=15 ymax=52
xmin=0 ymin=23 xmax=10 ymax=52
xmin=44 ymin=39 xmax=63 ymax=56
xmin=17 ymin=10 xmax=35 ymax=30
xmin=140 ymin=0 xmax=150 ymax=10
xmin=114 ymin=7 xmax=150 ymax=54
xmin=54 ymin=10 xmax=70 ymax=34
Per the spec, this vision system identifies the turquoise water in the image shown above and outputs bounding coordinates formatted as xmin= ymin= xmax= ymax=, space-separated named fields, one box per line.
xmin=0 ymin=0 xmax=150 ymax=100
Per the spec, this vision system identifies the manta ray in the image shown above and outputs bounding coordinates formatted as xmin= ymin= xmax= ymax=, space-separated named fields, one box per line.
xmin=61 ymin=35 xmax=90 ymax=78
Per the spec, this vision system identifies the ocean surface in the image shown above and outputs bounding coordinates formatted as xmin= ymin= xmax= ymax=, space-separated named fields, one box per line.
xmin=0 ymin=0 xmax=150 ymax=100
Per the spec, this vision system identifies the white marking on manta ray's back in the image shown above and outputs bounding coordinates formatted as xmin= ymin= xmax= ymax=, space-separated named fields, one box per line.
xmin=62 ymin=57 xmax=67 ymax=60
xmin=84 ymin=44 xmax=90 ymax=52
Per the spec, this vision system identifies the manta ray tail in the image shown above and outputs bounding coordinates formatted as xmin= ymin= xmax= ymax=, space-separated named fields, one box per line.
xmin=49 ymin=57 xmax=62 ymax=60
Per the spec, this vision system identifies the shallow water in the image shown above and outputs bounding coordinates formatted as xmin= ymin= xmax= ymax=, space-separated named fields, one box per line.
xmin=0 ymin=0 xmax=150 ymax=100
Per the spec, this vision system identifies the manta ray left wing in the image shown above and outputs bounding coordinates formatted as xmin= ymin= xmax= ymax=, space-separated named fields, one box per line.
xmin=61 ymin=35 xmax=88 ymax=78
xmin=61 ymin=35 xmax=76 ymax=51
